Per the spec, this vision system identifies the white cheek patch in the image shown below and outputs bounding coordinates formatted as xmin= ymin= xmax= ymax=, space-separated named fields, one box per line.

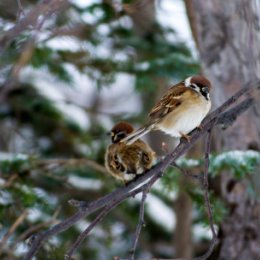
xmin=184 ymin=76 xmax=192 ymax=87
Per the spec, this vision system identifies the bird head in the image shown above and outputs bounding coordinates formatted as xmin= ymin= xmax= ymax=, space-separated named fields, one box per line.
xmin=108 ymin=122 xmax=134 ymax=143
xmin=184 ymin=75 xmax=212 ymax=100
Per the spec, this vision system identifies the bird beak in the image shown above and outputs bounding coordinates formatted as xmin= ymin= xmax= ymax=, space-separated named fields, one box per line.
xmin=202 ymin=86 xmax=209 ymax=94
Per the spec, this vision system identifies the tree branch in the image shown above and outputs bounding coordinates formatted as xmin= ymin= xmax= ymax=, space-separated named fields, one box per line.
xmin=129 ymin=177 xmax=156 ymax=260
xmin=0 ymin=210 xmax=28 ymax=252
xmin=0 ymin=0 xmax=69 ymax=54
xmin=203 ymin=130 xmax=217 ymax=238
xmin=22 ymin=79 xmax=260 ymax=260
xmin=65 ymin=203 xmax=120 ymax=260
xmin=0 ymin=0 xmax=69 ymax=103
xmin=38 ymin=158 xmax=108 ymax=176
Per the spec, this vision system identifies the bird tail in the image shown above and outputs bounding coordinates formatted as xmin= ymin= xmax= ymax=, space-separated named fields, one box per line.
xmin=121 ymin=124 xmax=154 ymax=145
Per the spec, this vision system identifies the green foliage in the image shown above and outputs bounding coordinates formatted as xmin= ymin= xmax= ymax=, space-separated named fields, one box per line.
xmin=160 ymin=150 xmax=260 ymax=226
xmin=0 ymin=156 xmax=29 ymax=175
xmin=190 ymin=187 xmax=228 ymax=226
xmin=1 ymin=1 xmax=257 ymax=259
xmin=210 ymin=150 xmax=260 ymax=178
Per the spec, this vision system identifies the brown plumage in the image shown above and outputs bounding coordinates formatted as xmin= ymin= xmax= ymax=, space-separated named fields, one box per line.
xmin=105 ymin=122 xmax=155 ymax=184
xmin=122 ymin=75 xmax=212 ymax=144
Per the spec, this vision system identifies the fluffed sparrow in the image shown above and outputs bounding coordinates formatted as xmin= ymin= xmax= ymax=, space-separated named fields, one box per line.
xmin=105 ymin=122 xmax=155 ymax=184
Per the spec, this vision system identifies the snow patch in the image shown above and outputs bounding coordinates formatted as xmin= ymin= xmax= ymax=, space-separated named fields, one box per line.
xmin=145 ymin=193 xmax=175 ymax=230
xmin=68 ymin=175 xmax=103 ymax=190
xmin=213 ymin=150 xmax=260 ymax=166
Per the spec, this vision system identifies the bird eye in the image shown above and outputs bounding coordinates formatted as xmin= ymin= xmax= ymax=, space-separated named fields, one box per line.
xmin=190 ymin=84 xmax=197 ymax=89
xmin=116 ymin=132 xmax=126 ymax=140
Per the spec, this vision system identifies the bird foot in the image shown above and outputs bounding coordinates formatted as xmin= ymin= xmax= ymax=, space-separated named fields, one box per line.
xmin=197 ymin=124 xmax=203 ymax=130
xmin=180 ymin=132 xmax=191 ymax=143
xmin=161 ymin=141 xmax=169 ymax=154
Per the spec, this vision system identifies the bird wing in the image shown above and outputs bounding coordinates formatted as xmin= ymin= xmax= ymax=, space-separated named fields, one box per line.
xmin=106 ymin=145 xmax=126 ymax=174
xmin=149 ymin=83 xmax=186 ymax=121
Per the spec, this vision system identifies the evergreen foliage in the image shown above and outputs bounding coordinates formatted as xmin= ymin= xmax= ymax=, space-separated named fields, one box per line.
xmin=0 ymin=1 xmax=258 ymax=260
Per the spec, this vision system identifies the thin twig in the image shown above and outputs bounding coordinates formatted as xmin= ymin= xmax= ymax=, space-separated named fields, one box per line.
xmin=0 ymin=0 xmax=69 ymax=53
xmin=2 ymin=173 xmax=19 ymax=188
xmin=128 ymin=173 xmax=162 ymax=260
xmin=202 ymin=130 xmax=217 ymax=239
xmin=0 ymin=12 xmax=45 ymax=103
xmin=66 ymin=174 xmax=161 ymax=260
xmin=129 ymin=189 xmax=148 ymax=260
xmin=12 ymin=207 xmax=60 ymax=247
xmin=0 ymin=210 xmax=28 ymax=251
xmin=16 ymin=0 xmax=25 ymax=20
xmin=193 ymin=238 xmax=218 ymax=260
xmin=65 ymin=203 xmax=119 ymax=260
xmin=38 ymin=158 xmax=108 ymax=176
xmin=171 ymin=162 xmax=202 ymax=181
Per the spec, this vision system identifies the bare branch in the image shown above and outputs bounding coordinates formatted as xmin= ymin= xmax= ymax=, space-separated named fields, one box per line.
xmin=65 ymin=203 xmax=120 ymax=260
xmin=38 ymin=158 xmax=108 ymax=176
xmin=129 ymin=183 xmax=152 ymax=260
xmin=0 ymin=0 xmax=69 ymax=53
xmin=193 ymin=238 xmax=219 ymax=260
xmin=203 ymin=130 xmax=217 ymax=239
xmin=12 ymin=207 xmax=60 ymax=247
xmin=0 ymin=0 xmax=70 ymax=103
xmin=0 ymin=210 xmax=28 ymax=251
xmin=22 ymin=80 xmax=260 ymax=260
xmin=16 ymin=0 xmax=25 ymax=20
xmin=171 ymin=162 xmax=202 ymax=181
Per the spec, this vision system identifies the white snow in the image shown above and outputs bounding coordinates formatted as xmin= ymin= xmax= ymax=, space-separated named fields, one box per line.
xmin=145 ymin=193 xmax=176 ymax=231
xmin=177 ymin=157 xmax=200 ymax=167
xmin=68 ymin=175 xmax=103 ymax=190
xmin=0 ymin=152 xmax=28 ymax=161
xmin=193 ymin=224 xmax=217 ymax=241
xmin=157 ymin=0 xmax=196 ymax=55
xmin=212 ymin=150 xmax=260 ymax=167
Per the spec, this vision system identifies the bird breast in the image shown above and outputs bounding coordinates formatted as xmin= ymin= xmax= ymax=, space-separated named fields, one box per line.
xmin=158 ymin=95 xmax=211 ymax=137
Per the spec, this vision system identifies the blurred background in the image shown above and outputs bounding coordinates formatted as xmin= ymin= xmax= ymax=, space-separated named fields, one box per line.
xmin=0 ymin=0 xmax=259 ymax=260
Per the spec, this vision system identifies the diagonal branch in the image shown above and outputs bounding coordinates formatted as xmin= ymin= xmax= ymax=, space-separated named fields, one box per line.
xmin=0 ymin=0 xmax=70 ymax=103
xmin=22 ymin=80 xmax=260 ymax=260
xmin=171 ymin=162 xmax=202 ymax=181
xmin=0 ymin=0 xmax=69 ymax=54
xmin=65 ymin=203 xmax=120 ymax=260
xmin=0 ymin=210 xmax=28 ymax=252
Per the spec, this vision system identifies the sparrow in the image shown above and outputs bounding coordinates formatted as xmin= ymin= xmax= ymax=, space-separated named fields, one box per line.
xmin=122 ymin=75 xmax=212 ymax=144
xmin=105 ymin=122 xmax=155 ymax=184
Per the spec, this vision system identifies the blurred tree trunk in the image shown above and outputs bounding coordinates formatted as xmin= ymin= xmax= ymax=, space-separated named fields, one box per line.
xmin=184 ymin=0 xmax=260 ymax=259
xmin=127 ymin=1 xmax=193 ymax=258
xmin=173 ymin=176 xmax=193 ymax=259
xmin=185 ymin=0 xmax=260 ymax=150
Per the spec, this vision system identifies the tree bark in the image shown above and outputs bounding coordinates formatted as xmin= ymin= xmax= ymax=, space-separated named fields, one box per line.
xmin=186 ymin=0 xmax=260 ymax=150
xmin=184 ymin=1 xmax=260 ymax=259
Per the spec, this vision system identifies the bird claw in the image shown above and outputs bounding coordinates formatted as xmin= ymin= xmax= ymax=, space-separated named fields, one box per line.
xmin=197 ymin=124 xmax=203 ymax=130
xmin=180 ymin=132 xmax=191 ymax=143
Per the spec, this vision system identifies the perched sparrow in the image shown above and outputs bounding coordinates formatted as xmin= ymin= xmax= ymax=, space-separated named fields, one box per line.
xmin=105 ymin=122 xmax=155 ymax=184
xmin=123 ymin=75 xmax=212 ymax=144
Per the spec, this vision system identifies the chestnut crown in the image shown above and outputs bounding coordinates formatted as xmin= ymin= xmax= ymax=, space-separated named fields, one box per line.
xmin=184 ymin=75 xmax=212 ymax=100
xmin=109 ymin=122 xmax=134 ymax=143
